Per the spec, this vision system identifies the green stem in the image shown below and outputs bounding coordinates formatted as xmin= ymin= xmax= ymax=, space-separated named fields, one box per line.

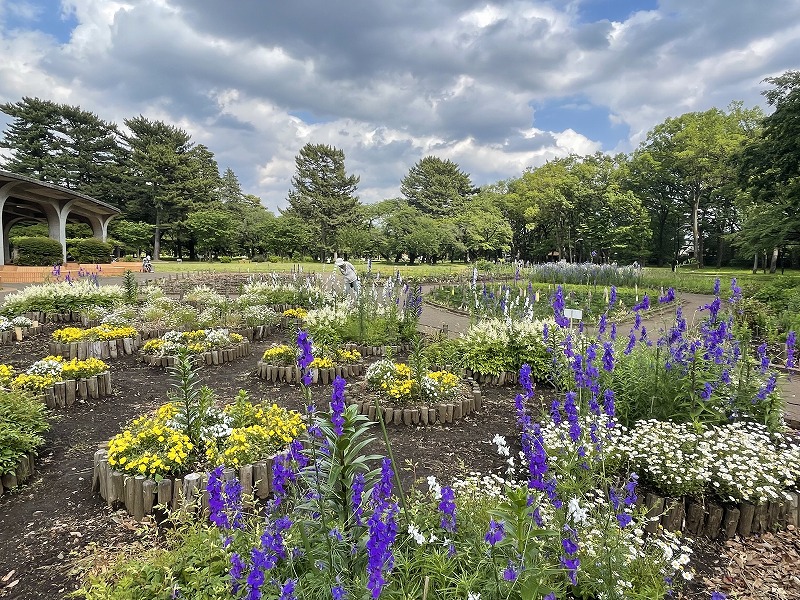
xmin=374 ymin=397 xmax=410 ymax=526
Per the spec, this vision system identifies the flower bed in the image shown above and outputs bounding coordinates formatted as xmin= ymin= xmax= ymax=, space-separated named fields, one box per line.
xmin=256 ymin=344 xmax=365 ymax=384
xmin=139 ymin=329 xmax=251 ymax=368
xmin=1 ymin=356 xmax=112 ymax=408
xmin=1 ymin=452 xmax=37 ymax=495
xmin=48 ymin=324 xmax=141 ymax=359
xmin=349 ymin=359 xmax=483 ymax=426
xmin=0 ymin=315 xmax=42 ymax=345
xmin=92 ymin=389 xmax=304 ymax=520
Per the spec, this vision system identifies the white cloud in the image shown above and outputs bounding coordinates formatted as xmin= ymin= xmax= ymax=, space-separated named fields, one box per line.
xmin=0 ymin=0 xmax=798 ymax=211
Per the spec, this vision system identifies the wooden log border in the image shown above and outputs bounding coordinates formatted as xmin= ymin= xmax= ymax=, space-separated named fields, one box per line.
xmin=93 ymin=449 xmax=276 ymax=521
xmin=41 ymin=372 xmax=113 ymax=408
xmin=0 ymin=451 xmax=36 ymax=495
xmin=255 ymin=362 xmax=365 ymax=384
xmin=23 ymin=310 xmax=84 ymax=324
xmin=342 ymin=343 xmax=412 ymax=357
xmin=350 ymin=377 xmax=482 ymax=427
xmin=141 ymin=340 xmax=252 ymax=369
xmin=0 ymin=324 xmax=44 ymax=345
xmin=48 ymin=336 xmax=142 ymax=360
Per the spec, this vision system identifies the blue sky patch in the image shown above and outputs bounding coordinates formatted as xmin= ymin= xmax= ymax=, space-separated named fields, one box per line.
xmin=532 ymin=96 xmax=629 ymax=149
xmin=574 ymin=0 xmax=658 ymax=24
xmin=4 ymin=0 xmax=77 ymax=44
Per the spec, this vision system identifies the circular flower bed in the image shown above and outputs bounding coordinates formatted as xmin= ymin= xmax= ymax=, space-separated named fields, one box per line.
xmin=256 ymin=344 xmax=365 ymax=384
xmin=1 ymin=356 xmax=112 ymax=407
xmin=140 ymin=329 xmax=251 ymax=368
xmin=49 ymin=324 xmax=141 ymax=359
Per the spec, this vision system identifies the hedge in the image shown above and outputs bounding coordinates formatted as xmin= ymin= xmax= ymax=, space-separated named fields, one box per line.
xmin=72 ymin=238 xmax=113 ymax=264
xmin=14 ymin=237 xmax=63 ymax=266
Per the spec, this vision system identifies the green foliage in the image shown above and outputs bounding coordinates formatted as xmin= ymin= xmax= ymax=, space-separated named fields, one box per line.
xmin=0 ymin=390 xmax=49 ymax=476
xmin=77 ymin=522 xmax=232 ymax=600
xmin=166 ymin=350 xmax=215 ymax=462
xmin=122 ymin=270 xmax=138 ymax=304
xmin=401 ymin=156 xmax=476 ymax=218
xmin=71 ymin=238 xmax=113 ymax=263
xmin=283 ymin=143 xmax=361 ymax=260
xmin=13 ymin=236 xmax=63 ymax=266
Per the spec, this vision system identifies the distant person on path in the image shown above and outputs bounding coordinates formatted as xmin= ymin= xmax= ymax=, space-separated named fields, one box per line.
xmin=142 ymin=255 xmax=153 ymax=273
xmin=335 ymin=257 xmax=360 ymax=296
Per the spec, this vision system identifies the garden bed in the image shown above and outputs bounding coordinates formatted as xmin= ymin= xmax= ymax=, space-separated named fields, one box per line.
xmin=0 ymin=324 xmax=43 ymax=345
xmin=348 ymin=377 xmax=482 ymax=426
xmin=41 ymin=372 xmax=113 ymax=408
xmin=255 ymin=361 xmax=365 ymax=384
xmin=92 ymin=449 xmax=275 ymax=521
xmin=48 ymin=336 xmax=141 ymax=360
xmin=140 ymin=339 xmax=252 ymax=368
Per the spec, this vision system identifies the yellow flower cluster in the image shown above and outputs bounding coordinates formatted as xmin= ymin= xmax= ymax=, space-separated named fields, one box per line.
xmin=61 ymin=357 xmax=108 ymax=379
xmin=107 ymin=411 xmax=193 ymax=477
xmin=283 ymin=308 xmax=308 ymax=319
xmin=0 ymin=364 xmax=15 ymax=387
xmin=261 ymin=344 xmax=296 ymax=365
xmin=142 ymin=338 xmax=165 ymax=354
xmin=427 ymin=370 xmax=460 ymax=388
xmin=381 ymin=377 xmax=415 ymax=400
xmin=334 ymin=348 xmax=362 ymax=364
xmin=422 ymin=370 xmax=461 ymax=403
xmin=52 ymin=324 xmax=137 ymax=343
xmin=309 ymin=357 xmax=334 ymax=369
xmin=210 ymin=403 xmax=305 ymax=468
xmin=11 ymin=373 xmax=57 ymax=392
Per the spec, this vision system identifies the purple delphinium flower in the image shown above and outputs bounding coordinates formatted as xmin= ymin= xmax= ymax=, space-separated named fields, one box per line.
xmin=609 ymin=285 xmax=617 ymax=309
xmin=278 ymin=579 xmax=297 ymax=600
xmin=713 ymin=278 xmax=721 ymax=296
xmin=351 ymin=472 xmax=366 ymax=525
xmin=757 ymin=343 xmax=770 ymax=374
xmin=624 ymin=329 xmax=636 ymax=355
xmin=659 ymin=287 xmax=676 ymax=304
xmin=332 ymin=585 xmax=347 ymax=600
xmin=788 ymin=331 xmax=797 ymax=369
xmin=230 ymin=552 xmax=246 ymax=595
xmin=438 ymin=486 xmax=457 ymax=533
xmin=503 ymin=560 xmax=519 ymax=581
xmin=485 ymin=519 xmax=505 ymax=546
xmin=598 ymin=312 xmax=607 ymax=335
xmin=603 ymin=389 xmax=616 ymax=425
xmin=730 ymin=278 xmax=742 ymax=303
xmin=602 ymin=341 xmax=615 ymax=372
xmin=552 ymin=286 xmax=570 ymax=328
xmin=519 ymin=363 xmax=534 ymax=397
xmin=755 ymin=372 xmax=778 ymax=402
xmin=365 ymin=459 xmax=399 ymax=599
xmin=711 ymin=592 xmax=727 ymax=600
xmin=633 ymin=294 xmax=650 ymax=313
xmin=563 ymin=391 xmax=581 ymax=442
xmin=297 ymin=330 xmax=314 ymax=385
xmin=610 ymin=322 xmax=617 ymax=341
xmin=330 ymin=376 xmax=347 ymax=436
xmin=560 ymin=526 xmax=580 ymax=585
xmin=699 ymin=382 xmax=713 ymax=401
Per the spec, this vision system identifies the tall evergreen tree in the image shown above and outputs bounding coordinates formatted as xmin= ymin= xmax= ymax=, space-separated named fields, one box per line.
xmin=0 ymin=97 xmax=61 ymax=180
xmin=282 ymin=143 xmax=361 ymax=260
xmin=400 ymin=156 xmax=476 ymax=217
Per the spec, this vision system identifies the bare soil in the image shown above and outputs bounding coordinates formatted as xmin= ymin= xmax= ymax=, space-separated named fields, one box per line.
xmin=0 ymin=323 xmax=797 ymax=599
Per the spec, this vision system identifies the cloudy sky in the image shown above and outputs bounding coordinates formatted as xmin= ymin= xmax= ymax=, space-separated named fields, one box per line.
xmin=0 ymin=0 xmax=798 ymax=212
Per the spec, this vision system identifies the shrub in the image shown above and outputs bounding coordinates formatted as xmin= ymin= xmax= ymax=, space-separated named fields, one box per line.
xmin=0 ymin=390 xmax=49 ymax=476
xmin=72 ymin=238 xmax=113 ymax=264
xmin=13 ymin=236 xmax=63 ymax=266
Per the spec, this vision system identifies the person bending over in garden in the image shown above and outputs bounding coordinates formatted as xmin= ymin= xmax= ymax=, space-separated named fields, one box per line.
xmin=335 ymin=257 xmax=360 ymax=296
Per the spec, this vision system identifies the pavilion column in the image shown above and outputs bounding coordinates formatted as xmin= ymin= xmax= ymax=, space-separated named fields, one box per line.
xmin=87 ymin=214 xmax=116 ymax=242
xmin=0 ymin=182 xmax=22 ymax=266
xmin=44 ymin=199 xmax=76 ymax=263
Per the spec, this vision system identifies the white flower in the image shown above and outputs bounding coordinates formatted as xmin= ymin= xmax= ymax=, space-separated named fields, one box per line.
xmin=467 ymin=593 xmax=481 ymax=600
xmin=427 ymin=475 xmax=442 ymax=500
xmin=407 ymin=524 xmax=426 ymax=545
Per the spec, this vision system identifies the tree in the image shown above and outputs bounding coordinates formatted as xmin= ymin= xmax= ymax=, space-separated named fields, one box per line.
xmin=461 ymin=193 xmax=513 ymax=260
xmin=282 ymin=144 xmax=361 ymax=260
xmin=400 ymin=156 xmax=476 ymax=217
xmin=186 ymin=209 xmax=237 ymax=258
xmin=124 ymin=117 xmax=221 ymax=259
xmin=737 ymin=71 xmax=800 ymax=268
xmin=636 ymin=104 xmax=760 ymax=267
xmin=109 ymin=219 xmax=154 ymax=257
xmin=0 ymin=98 xmax=130 ymax=205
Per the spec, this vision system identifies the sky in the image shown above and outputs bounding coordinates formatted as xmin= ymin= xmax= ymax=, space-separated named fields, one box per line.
xmin=0 ymin=0 xmax=798 ymax=212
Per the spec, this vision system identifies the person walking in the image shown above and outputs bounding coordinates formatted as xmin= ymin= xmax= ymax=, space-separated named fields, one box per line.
xmin=335 ymin=257 xmax=360 ymax=296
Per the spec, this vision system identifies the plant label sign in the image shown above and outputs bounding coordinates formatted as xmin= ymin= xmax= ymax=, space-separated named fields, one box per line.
xmin=564 ymin=308 xmax=583 ymax=323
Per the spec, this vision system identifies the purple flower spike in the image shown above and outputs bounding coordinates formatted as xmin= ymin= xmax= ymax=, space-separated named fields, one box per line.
xmin=330 ymin=376 xmax=346 ymax=436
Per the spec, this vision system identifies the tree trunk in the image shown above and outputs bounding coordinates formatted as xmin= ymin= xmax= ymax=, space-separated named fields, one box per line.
xmin=753 ymin=252 xmax=758 ymax=274
xmin=769 ymin=247 xmax=779 ymax=274
xmin=692 ymin=192 xmax=702 ymax=268
xmin=153 ymin=210 xmax=161 ymax=260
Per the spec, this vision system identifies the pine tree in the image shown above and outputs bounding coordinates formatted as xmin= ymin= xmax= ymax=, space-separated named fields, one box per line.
xmin=283 ymin=143 xmax=361 ymax=260
xmin=400 ymin=156 xmax=476 ymax=217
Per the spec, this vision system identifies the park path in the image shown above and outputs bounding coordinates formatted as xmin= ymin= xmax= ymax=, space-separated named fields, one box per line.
xmin=419 ymin=288 xmax=800 ymax=426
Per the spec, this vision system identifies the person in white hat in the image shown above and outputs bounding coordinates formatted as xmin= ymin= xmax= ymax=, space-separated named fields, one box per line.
xmin=335 ymin=257 xmax=360 ymax=296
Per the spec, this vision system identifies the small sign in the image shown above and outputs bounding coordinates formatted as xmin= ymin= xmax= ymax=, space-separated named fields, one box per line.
xmin=564 ymin=308 xmax=583 ymax=321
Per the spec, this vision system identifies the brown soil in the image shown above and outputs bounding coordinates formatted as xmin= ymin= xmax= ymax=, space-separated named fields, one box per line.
xmin=0 ymin=323 xmax=797 ymax=599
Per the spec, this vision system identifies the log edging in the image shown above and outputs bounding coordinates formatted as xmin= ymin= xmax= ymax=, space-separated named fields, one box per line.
xmin=41 ymin=372 xmax=113 ymax=408
xmin=48 ymin=336 xmax=141 ymax=360
xmin=255 ymin=362 xmax=366 ymax=384
xmin=141 ymin=340 xmax=252 ymax=368
xmin=92 ymin=448 xmax=275 ymax=521
xmin=352 ymin=377 xmax=483 ymax=427
xmin=0 ymin=452 xmax=36 ymax=495
xmin=0 ymin=325 xmax=43 ymax=345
